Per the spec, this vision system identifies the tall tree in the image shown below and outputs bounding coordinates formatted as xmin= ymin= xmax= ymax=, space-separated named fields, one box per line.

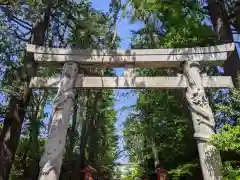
xmin=0 ymin=2 xmax=52 ymax=179
xmin=9 ymin=90 xmax=49 ymax=180
xmin=208 ymin=0 xmax=240 ymax=88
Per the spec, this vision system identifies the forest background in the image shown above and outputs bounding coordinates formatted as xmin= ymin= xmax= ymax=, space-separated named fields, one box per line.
xmin=0 ymin=0 xmax=240 ymax=179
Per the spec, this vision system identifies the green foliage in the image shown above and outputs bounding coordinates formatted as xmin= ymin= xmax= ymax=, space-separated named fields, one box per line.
xmin=1 ymin=0 xmax=240 ymax=179
xmin=9 ymin=138 xmax=46 ymax=180
xmin=211 ymin=88 xmax=240 ymax=178
xmin=122 ymin=0 xmax=239 ymax=179
xmin=93 ymin=88 xmax=119 ymax=167
xmin=221 ymin=161 xmax=240 ymax=180
xmin=168 ymin=163 xmax=199 ymax=180
xmin=121 ymin=166 xmax=143 ymax=180
xmin=212 ymin=124 xmax=240 ymax=153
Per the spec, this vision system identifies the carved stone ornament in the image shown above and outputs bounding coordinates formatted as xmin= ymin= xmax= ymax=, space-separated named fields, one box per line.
xmin=63 ymin=61 xmax=79 ymax=77
xmin=48 ymin=116 xmax=63 ymax=136
xmin=183 ymin=61 xmax=215 ymax=141
xmin=183 ymin=60 xmax=223 ymax=180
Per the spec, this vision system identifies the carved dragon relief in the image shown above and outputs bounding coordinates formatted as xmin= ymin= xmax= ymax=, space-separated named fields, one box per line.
xmin=39 ymin=62 xmax=78 ymax=179
xmin=52 ymin=62 xmax=78 ymax=108
xmin=183 ymin=61 xmax=215 ymax=141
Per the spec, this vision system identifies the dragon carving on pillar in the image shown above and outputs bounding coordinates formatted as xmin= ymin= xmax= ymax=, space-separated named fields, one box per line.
xmin=183 ymin=61 xmax=215 ymax=142
xmin=39 ymin=62 xmax=78 ymax=180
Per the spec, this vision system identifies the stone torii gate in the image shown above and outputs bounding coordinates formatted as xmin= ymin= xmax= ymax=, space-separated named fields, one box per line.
xmin=26 ymin=43 xmax=235 ymax=180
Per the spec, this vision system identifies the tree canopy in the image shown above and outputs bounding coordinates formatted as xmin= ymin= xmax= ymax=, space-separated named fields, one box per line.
xmin=0 ymin=0 xmax=239 ymax=179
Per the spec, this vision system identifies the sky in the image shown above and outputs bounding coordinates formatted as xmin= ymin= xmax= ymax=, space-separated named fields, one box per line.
xmin=91 ymin=0 xmax=142 ymax=163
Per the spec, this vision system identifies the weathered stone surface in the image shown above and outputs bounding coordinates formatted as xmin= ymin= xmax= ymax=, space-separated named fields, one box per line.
xmin=124 ymin=65 xmax=136 ymax=87
xmin=26 ymin=43 xmax=234 ymax=55
xmin=183 ymin=61 xmax=223 ymax=180
xmin=30 ymin=76 xmax=234 ymax=89
xmin=26 ymin=43 xmax=235 ymax=67
xmin=32 ymin=52 xmax=228 ymax=68
xmin=26 ymin=43 xmax=235 ymax=180
xmin=38 ymin=62 xmax=78 ymax=180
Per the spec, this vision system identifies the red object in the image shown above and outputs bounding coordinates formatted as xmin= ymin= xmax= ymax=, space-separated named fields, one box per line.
xmin=156 ymin=168 xmax=168 ymax=180
xmin=82 ymin=167 xmax=95 ymax=180
xmin=143 ymin=176 xmax=148 ymax=180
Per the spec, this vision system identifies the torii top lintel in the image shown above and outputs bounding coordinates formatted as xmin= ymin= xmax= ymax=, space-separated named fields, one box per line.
xmin=26 ymin=43 xmax=235 ymax=68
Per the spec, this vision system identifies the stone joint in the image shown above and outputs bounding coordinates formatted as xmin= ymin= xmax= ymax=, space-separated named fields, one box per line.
xmin=194 ymin=133 xmax=211 ymax=142
xmin=63 ymin=61 xmax=79 ymax=77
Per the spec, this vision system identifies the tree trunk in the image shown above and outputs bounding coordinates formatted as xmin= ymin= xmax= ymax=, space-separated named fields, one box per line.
xmin=72 ymin=90 xmax=89 ymax=179
xmin=0 ymin=5 xmax=51 ymax=180
xmin=208 ymin=0 xmax=240 ymax=88
xmin=73 ymin=90 xmax=101 ymax=180
xmin=87 ymin=91 xmax=103 ymax=169
xmin=20 ymin=138 xmax=31 ymax=179
xmin=151 ymin=141 xmax=160 ymax=170
xmin=24 ymin=90 xmax=48 ymax=180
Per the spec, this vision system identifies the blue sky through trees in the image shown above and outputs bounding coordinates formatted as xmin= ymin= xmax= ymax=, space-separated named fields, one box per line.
xmin=91 ymin=0 xmax=142 ymax=163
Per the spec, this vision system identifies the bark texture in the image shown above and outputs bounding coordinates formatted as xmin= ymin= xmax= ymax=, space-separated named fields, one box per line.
xmin=208 ymin=0 xmax=240 ymax=88
xmin=73 ymin=90 xmax=102 ymax=180
xmin=0 ymin=5 xmax=51 ymax=180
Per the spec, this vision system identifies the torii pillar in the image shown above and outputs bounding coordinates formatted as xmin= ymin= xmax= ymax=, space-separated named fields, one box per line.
xmin=183 ymin=61 xmax=223 ymax=180
xmin=38 ymin=62 xmax=79 ymax=180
